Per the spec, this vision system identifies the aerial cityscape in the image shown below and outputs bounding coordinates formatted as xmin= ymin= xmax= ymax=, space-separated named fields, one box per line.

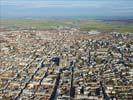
xmin=0 ymin=0 xmax=133 ymax=100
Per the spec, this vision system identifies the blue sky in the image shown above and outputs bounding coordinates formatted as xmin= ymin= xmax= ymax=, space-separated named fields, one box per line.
xmin=0 ymin=0 xmax=133 ymax=19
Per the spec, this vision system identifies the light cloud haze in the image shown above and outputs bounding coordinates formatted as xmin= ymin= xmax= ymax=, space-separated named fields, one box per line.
xmin=1 ymin=0 xmax=133 ymax=19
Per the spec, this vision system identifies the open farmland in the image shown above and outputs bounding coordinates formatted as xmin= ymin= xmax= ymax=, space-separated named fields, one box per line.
xmin=1 ymin=19 xmax=133 ymax=32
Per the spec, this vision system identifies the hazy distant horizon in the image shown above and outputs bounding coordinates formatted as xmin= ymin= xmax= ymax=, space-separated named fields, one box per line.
xmin=1 ymin=0 xmax=133 ymax=20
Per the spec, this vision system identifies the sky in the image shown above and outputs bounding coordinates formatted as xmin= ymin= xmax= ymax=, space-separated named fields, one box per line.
xmin=0 ymin=0 xmax=133 ymax=19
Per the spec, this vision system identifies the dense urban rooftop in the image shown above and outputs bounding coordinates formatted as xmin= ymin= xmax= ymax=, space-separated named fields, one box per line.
xmin=0 ymin=26 xmax=133 ymax=100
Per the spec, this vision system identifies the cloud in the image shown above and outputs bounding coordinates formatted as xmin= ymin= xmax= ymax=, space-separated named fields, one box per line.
xmin=0 ymin=0 xmax=104 ymax=8
xmin=1 ymin=0 xmax=133 ymax=18
xmin=1 ymin=0 xmax=133 ymax=11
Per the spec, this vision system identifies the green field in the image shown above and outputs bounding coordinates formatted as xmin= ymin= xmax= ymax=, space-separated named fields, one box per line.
xmin=79 ymin=20 xmax=133 ymax=32
xmin=0 ymin=19 xmax=74 ymax=29
xmin=1 ymin=19 xmax=133 ymax=33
